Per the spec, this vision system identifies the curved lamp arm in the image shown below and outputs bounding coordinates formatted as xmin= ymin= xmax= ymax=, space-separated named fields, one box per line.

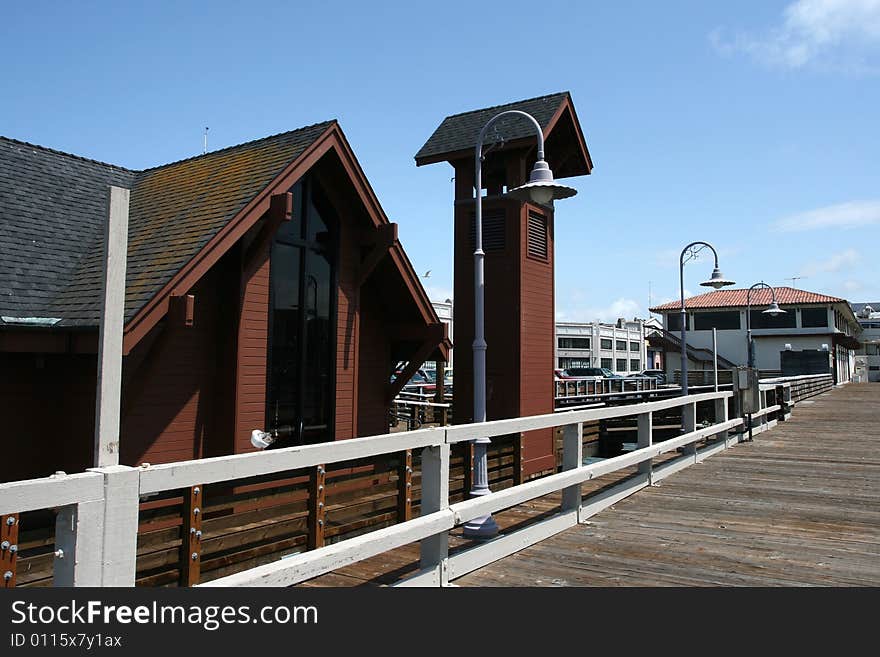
xmin=679 ymin=241 xmax=720 ymax=269
xmin=746 ymin=281 xmax=777 ymax=310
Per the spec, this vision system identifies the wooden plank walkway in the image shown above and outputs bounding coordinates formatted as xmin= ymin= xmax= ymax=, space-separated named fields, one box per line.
xmin=459 ymin=383 xmax=880 ymax=587
xmin=302 ymin=383 xmax=879 ymax=587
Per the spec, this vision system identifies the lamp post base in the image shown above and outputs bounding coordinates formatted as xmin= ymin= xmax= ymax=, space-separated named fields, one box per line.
xmin=462 ymin=513 xmax=499 ymax=539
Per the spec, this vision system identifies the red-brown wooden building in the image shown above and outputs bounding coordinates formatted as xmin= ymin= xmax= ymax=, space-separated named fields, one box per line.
xmin=0 ymin=122 xmax=449 ymax=482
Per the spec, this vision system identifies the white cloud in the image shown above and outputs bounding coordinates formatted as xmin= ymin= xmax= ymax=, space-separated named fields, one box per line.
xmin=799 ymin=248 xmax=861 ymax=276
xmin=842 ymin=279 xmax=864 ymax=292
xmin=557 ymin=297 xmax=643 ymax=323
xmin=711 ymin=0 xmax=880 ymax=73
xmin=773 ymin=200 xmax=880 ymax=231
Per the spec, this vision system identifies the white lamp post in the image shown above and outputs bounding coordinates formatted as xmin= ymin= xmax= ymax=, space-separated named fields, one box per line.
xmin=744 ymin=282 xmax=786 ymax=441
xmin=678 ymin=241 xmax=734 ymax=397
xmin=463 ymin=110 xmax=577 ymax=538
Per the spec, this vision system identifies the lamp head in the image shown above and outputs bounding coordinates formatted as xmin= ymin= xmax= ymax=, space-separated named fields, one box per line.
xmin=700 ymin=267 xmax=735 ymax=289
xmin=762 ymin=301 xmax=785 ymax=316
xmin=506 ymin=159 xmax=577 ymax=205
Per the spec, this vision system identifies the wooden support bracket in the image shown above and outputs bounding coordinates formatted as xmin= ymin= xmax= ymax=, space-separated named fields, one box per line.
xmin=356 ymin=223 xmax=397 ymax=287
xmin=243 ymin=192 xmax=293 ymax=271
xmin=1 ymin=513 xmax=19 ymax=588
xmin=180 ymin=485 xmax=203 ymax=587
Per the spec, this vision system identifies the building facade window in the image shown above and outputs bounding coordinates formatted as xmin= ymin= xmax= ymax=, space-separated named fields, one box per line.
xmin=749 ymin=308 xmax=796 ymax=329
xmin=616 ymin=358 xmax=627 ymax=371
xmin=801 ymin=307 xmax=828 ymax=328
xmin=630 ymin=359 xmax=640 ymax=371
xmin=616 ymin=339 xmax=627 ymax=350
xmin=558 ymin=337 xmax=590 ymax=349
xmin=629 ymin=341 xmax=639 ymax=351
xmin=600 ymin=358 xmax=612 ymax=369
xmin=667 ymin=314 xmax=684 ymax=332
xmin=694 ymin=311 xmax=741 ymax=330
xmin=600 ymin=338 xmax=612 ymax=350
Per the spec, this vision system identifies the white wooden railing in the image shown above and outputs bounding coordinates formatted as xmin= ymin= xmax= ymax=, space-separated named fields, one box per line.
xmin=0 ymin=373 xmax=834 ymax=588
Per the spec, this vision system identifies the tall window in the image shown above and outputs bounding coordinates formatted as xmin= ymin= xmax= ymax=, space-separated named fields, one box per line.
xmin=265 ymin=177 xmax=336 ymax=445
xmin=616 ymin=358 xmax=627 ymax=371
xmin=629 ymin=341 xmax=639 ymax=352
xmin=630 ymin=359 xmax=640 ymax=371
xmin=600 ymin=358 xmax=612 ymax=369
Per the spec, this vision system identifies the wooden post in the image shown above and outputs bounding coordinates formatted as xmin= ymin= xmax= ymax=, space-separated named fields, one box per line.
xmin=53 ymin=501 xmax=104 ymax=587
xmin=435 ymin=361 xmax=447 ymax=426
xmin=419 ymin=444 xmax=450 ymax=585
xmin=681 ymin=401 xmax=697 ymax=458
xmin=714 ymin=396 xmax=730 ymax=446
xmin=94 ymin=186 xmax=130 ymax=467
xmin=562 ymin=423 xmax=583 ymax=515
xmin=637 ymin=412 xmax=653 ymax=480
xmin=397 ymin=450 xmax=413 ymax=522
xmin=87 ymin=465 xmax=139 ymax=586
xmin=308 ymin=465 xmax=326 ymax=549
xmin=1 ymin=514 xmax=19 ymax=588
xmin=180 ymin=485 xmax=203 ymax=587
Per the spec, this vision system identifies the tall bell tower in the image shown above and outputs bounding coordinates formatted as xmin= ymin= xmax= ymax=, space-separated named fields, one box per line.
xmin=415 ymin=92 xmax=592 ymax=478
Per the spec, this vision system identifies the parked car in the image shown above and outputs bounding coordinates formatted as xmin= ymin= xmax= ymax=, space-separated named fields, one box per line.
xmin=554 ymin=368 xmax=574 ymax=380
xmin=391 ymin=367 xmax=435 ymax=394
xmin=565 ymin=367 xmax=622 ymax=379
xmin=639 ymin=369 xmax=668 ymax=384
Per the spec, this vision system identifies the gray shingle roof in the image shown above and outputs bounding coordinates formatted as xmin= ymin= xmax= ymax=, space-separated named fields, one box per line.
xmin=415 ymin=92 xmax=570 ymax=164
xmin=0 ymin=122 xmax=333 ymax=328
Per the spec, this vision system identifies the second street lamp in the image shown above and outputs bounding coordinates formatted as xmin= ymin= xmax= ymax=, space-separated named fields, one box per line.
xmin=745 ymin=282 xmax=786 ymax=440
xmin=463 ymin=110 xmax=577 ymax=539
xmin=678 ymin=241 xmax=735 ymax=397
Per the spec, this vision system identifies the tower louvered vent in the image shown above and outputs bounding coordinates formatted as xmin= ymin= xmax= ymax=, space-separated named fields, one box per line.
xmin=527 ymin=212 xmax=548 ymax=260
xmin=469 ymin=210 xmax=506 ymax=251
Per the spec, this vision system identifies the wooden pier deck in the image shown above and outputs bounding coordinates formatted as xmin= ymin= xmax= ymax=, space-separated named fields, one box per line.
xmin=458 ymin=382 xmax=880 ymax=587
xmin=304 ymin=383 xmax=879 ymax=587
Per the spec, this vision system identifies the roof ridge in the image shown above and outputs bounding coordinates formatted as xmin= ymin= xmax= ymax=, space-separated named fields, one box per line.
xmin=0 ymin=135 xmax=135 ymax=173
xmin=136 ymin=120 xmax=337 ymax=174
xmin=439 ymin=91 xmax=570 ymax=122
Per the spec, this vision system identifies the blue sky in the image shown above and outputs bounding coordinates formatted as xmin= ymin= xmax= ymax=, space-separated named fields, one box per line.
xmin=3 ymin=1 xmax=878 ymax=321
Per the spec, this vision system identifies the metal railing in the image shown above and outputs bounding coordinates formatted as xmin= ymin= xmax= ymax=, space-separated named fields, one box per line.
xmin=555 ymin=376 xmax=658 ymax=400
xmin=0 ymin=374 xmax=834 ymax=588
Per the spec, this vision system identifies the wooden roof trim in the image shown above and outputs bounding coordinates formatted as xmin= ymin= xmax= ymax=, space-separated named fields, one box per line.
xmin=122 ymin=122 xmax=339 ymax=353
xmin=123 ymin=121 xmax=444 ymax=354
xmin=556 ymin=96 xmax=594 ymax=174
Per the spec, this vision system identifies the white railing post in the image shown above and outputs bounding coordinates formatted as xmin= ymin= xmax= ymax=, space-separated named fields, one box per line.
xmin=714 ymin=396 xmax=731 ymax=447
xmin=682 ymin=401 xmax=697 ymax=459
xmin=562 ymin=422 xmax=583 ymax=518
xmin=637 ymin=412 xmax=653 ymax=483
xmin=419 ymin=443 xmax=450 ymax=586
xmin=53 ymin=500 xmax=104 ymax=586
xmin=87 ymin=465 xmax=140 ymax=586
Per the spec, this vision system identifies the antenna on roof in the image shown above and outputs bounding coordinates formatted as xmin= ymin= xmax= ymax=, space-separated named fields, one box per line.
xmin=203 ymin=127 xmax=209 ymax=155
xmin=786 ymin=276 xmax=805 ymax=287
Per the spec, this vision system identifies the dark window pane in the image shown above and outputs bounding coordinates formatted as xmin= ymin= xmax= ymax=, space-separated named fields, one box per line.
xmin=616 ymin=340 xmax=627 ymax=350
xmin=558 ymin=337 xmax=590 ymax=349
xmin=616 ymin=359 xmax=627 ymax=371
xmin=600 ymin=338 xmax=612 ymax=350
xmin=749 ymin=308 xmax=796 ymax=329
xmin=630 ymin=359 xmax=640 ymax=370
xmin=667 ymin=314 xmax=683 ymax=332
xmin=629 ymin=341 xmax=639 ymax=351
xmin=600 ymin=358 xmax=612 ymax=369
xmin=801 ymin=307 xmax=828 ymax=328
xmin=694 ymin=311 xmax=741 ymax=330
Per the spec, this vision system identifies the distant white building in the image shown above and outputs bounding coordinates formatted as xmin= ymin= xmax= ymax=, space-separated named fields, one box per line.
xmin=649 ymin=287 xmax=861 ymax=383
xmin=555 ymin=318 xmax=647 ymax=375
xmin=431 ymin=299 xmax=454 ymax=369
xmin=853 ymin=302 xmax=880 ymax=382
